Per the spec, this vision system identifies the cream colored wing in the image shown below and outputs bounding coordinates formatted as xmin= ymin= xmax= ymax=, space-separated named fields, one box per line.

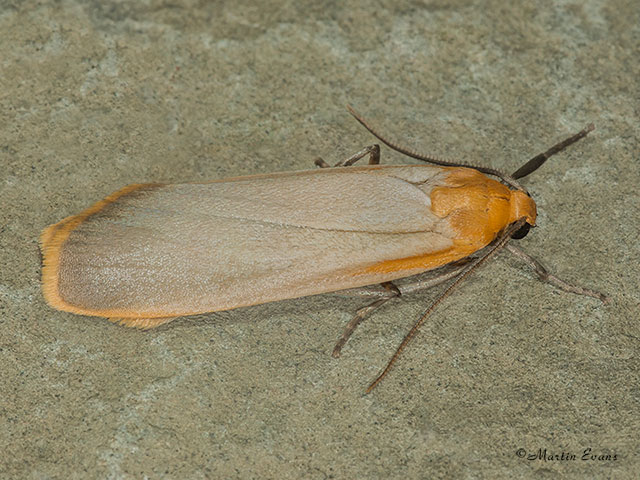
xmin=42 ymin=165 xmax=457 ymax=318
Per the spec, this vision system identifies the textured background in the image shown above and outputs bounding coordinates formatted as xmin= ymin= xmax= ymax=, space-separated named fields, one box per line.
xmin=1 ymin=1 xmax=638 ymax=478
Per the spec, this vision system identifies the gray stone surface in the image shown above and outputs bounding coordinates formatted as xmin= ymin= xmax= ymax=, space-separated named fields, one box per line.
xmin=1 ymin=1 xmax=638 ymax=478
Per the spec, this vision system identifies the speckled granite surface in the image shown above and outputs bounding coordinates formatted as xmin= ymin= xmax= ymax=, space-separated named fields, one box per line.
xmin=1 ymin=1 xmax=638 ymax=478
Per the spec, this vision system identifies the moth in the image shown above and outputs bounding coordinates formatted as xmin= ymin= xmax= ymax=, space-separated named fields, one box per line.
xmin=40 ymin=106 xmax=607 ymax=391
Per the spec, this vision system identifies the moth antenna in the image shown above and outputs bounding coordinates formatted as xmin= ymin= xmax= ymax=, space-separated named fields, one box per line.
xmin=347 ymin=105 xmax=525 ymax=191
xmin=365 ymin=218 xmax=527 ymax=394
xmin=511 ymin=124 xmax=595 ymax=179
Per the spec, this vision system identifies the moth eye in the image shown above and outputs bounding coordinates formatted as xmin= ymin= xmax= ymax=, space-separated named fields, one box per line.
xmin=511 ymin=222 xmax=531 ymax=240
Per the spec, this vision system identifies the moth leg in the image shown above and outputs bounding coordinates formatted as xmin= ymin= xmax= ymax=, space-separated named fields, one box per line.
xmin=312 ymin=142 xmax=390 ymax=357
xmin=315 ymin=142 xmax=383 ymax=357
xmin=313 ymin=141 xmax=390 ymax=356
xmin=332 ymin=263 xmax=470 ymax=357
xmin=332 ymin=282 xmax=399 ymax=358
xmin=314 ymin=144 xmax=380 ymax=169
xmin=505 ymin=244 xmax=610 ymax=303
